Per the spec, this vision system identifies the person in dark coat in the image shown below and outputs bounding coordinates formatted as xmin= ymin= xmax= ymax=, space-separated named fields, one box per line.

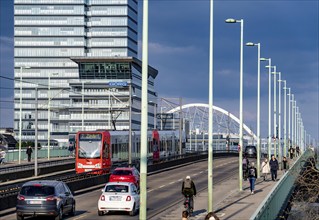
xmin=269 ymin=155 xmax=279 ymax=181
xmin=296 ymin=146 xmax=300 ymax=157
xmin=242 ymin=154 xmax=249 ymax=181
xmin=282 ymin=156 xmax=289 ymax=173
xmin=248 ymin=162 xmax=258 ymax=194
xmin=26 ymin=146 xmax=33 ymax=162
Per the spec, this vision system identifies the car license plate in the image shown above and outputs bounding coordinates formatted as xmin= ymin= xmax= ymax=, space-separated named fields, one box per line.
xmin=85 ymin=169 xmax=92 ymax=172
xmin=29 ymin=200 xmax=42 ymax=204
xmin=109 ymin=196 xmax=121 ymax=201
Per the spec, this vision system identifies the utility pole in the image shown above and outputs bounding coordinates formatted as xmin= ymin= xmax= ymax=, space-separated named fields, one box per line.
xmin=34 ymin=87 xmax=38 ymax=177
xmin=179 ymin=97 xmax=182 ymax=155
xmin=128 ymin=84 xmax=132 ymax=166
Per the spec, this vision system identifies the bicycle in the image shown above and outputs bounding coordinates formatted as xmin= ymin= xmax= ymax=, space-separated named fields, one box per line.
xmin=183 ymin=194 xmax=193 ymax=216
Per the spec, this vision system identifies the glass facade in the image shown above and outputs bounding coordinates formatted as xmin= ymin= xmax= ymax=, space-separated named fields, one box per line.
xmin=14 ymin=0 xmax=140 ymax=147
xmin=79 ymin=62 xmax=131 ymax=79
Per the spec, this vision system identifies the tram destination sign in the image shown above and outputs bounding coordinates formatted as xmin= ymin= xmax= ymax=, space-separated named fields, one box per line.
xmin=79 ymin=133 xmax=102 ymax=140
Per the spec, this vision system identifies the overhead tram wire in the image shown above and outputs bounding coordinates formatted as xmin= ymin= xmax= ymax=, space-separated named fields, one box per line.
xmin=0 ymin=75 xmax=129 ymax=98
xmin=0 ymin=75 xmax=131 ymax=112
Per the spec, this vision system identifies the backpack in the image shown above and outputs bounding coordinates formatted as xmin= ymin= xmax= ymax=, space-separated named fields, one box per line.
xmin=248 ymin=167 xmax=255 ymax=177
xmin=183 ymin=179 xmax=192 ymax=189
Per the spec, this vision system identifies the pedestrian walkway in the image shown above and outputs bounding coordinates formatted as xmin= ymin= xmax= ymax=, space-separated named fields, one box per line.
xmin=156 ymin=169 xmax=286 ymax=220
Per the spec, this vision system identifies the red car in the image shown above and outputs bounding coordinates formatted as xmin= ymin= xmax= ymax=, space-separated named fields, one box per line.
xmin=109 ymin=167 xmax=140 ymax=188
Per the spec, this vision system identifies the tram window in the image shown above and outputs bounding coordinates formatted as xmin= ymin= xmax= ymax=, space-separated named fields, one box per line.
xmin=103 ymin=142 xmax=109 ymax=159
xmin=112 ymin=143 xmax=117 ymax=155
xmin=148 ymin=140 xmax=152 ymax=153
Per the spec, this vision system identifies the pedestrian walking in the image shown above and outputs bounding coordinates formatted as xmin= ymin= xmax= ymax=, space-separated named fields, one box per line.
xmin=296 ymin=146 xmax=300 ymax=157
xmin=182 ymin=210 xmax=188 ymax=220
xmin=205 ymin=212 xmax=220 ymax=220
xmin=261 ymin=158 xmax=270 ymax=181
xmin=0 ymin=150 xmax=6 ymax=164
xmin=248 ymin=162 xmax=257 ymax=194
xmin=242 ymin=155 xmax=249 ymax=181
xmin=26 ymin=146 xmax=33 ymax=162
xmin=282 ymin=156 xmax=289 ymax=173
xmin=68 ymin=144 xmax=74 ymax=157
xmin=269 ymin=155 xmax=279 ymax=181
xmin=289 ymin=146 xmax=294 ymax=159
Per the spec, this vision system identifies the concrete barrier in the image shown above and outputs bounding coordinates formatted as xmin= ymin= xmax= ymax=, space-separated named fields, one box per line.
xmin=0 ymin=162 xmax=74 ymax=183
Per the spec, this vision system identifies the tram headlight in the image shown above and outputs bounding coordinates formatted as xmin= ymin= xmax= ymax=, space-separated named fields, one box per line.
xmin=78 ymin=163 xmax=83 ymax=168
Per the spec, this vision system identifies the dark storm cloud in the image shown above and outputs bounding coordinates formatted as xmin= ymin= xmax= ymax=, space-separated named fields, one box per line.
xmin=139 ymin=0 xmax=318 ymax=139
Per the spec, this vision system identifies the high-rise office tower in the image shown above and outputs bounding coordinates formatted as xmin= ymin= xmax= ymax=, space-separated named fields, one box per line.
xmin=14 ymin=0 xmax=158 ymax=147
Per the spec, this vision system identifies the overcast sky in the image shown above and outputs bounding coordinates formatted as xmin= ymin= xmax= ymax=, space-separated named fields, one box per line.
xmin=0 ymin=0 xmax=318 ymax=141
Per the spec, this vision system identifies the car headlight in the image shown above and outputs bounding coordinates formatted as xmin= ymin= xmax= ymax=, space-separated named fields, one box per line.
xmin=95 ymin=163 xmax=101 ymax=168
xmin=78 ymin=163 xmax=83 ymax=168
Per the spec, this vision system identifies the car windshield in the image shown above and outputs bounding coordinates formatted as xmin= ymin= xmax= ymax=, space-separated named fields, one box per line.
xmin=20 ymin=185 xmax=55 ymax=196
xmin=112 ymin=170 xmax=132 ymax=175
xmin=105 ymin=185 xmax=129 ymax=193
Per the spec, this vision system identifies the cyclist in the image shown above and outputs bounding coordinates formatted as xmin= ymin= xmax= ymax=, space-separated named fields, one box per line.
xmin=181 ymin=176 xmax=196 ymax=213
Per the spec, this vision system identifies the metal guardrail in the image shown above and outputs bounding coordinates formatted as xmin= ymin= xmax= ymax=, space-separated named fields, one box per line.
xmin=250 ymin=149 xmax=313 ymax=220
xmin=0 ymin=158 xmax=74 ymax=174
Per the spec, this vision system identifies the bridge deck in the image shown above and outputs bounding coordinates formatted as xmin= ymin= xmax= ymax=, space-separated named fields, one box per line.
xmin=154 ymin=167 xmax=286 ymax=220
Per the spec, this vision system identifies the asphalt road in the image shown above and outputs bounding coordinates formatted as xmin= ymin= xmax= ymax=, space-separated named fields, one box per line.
xmin=6 ymin=156 xmax=239 ymax=220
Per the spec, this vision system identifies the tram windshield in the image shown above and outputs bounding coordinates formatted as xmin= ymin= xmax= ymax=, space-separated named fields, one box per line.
xmin=78 ymin=133 xmax=102 ymax=159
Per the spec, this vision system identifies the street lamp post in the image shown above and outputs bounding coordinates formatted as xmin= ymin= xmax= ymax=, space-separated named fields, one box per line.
xmin=18 ymin=66 xmax=30 ymax=164
xmin=140 ymin=0 xmax=149 ymax=217
xmin=271 ymin=67 xmax=279 ymax=158
xmin=295 ymin=106 xmax=299 ymax=148
xmin=261 ymin=58 xmax=272 ymax=160
xmin=208 ymin=0 xmax=214 ymax=211
xmin=287 ymin=88 xmax=291 ymax=149
xmin=277 ymin=72 xmax=282 ymax=163
xmin=291 ymin=95 xmax=295 ymax=147
xmin=48 ymin=73 xmax=58 ymax=160
xmin=225 ymin=18 xmax=244 ymax=191
xmin=246 ymin=42 xmax=261 ymax=177
xmin=282 ymin=81 xmax=287 ymax=157
xmin=82 ymin=81 xmax=85 ymax=131
xmin=129 ymin=84 xmax=132 ymax=166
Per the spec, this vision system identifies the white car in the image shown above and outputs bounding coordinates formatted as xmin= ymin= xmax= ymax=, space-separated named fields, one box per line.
xmin=98 ymin=182 xmax=140 ymax=216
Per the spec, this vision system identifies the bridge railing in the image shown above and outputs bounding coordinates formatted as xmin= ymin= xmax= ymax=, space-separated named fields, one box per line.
xmin=250 ymin=149 xmax=314 ymax=220
xmin=3 ymin=148 xmax=70 ymax=162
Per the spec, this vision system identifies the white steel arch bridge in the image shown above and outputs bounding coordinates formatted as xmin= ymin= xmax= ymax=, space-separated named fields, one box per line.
xmin=165 ymin=103 xmax=257 ymax=140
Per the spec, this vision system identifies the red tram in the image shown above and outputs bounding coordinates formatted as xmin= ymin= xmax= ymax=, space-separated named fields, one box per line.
xmin=75 ymin=130 xmax=184 ymax=174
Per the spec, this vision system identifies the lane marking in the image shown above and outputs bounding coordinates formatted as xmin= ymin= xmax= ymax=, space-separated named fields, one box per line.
xmin=74 ymin=214 xmax=87 ymax=220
